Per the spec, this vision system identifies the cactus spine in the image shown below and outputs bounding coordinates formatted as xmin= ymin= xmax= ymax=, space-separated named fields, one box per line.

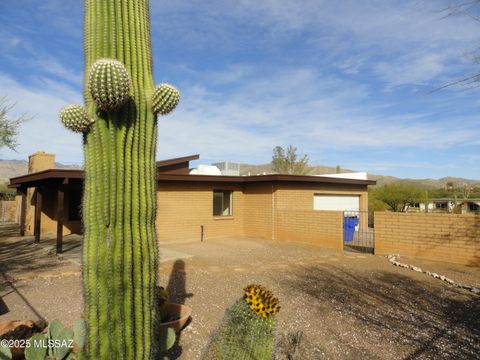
xmin=60 ymin=1 xmax=179 ymax=358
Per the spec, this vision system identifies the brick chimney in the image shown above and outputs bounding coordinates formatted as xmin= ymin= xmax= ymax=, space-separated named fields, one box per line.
xmin=28 ymin=151 xmax=55 ymax=174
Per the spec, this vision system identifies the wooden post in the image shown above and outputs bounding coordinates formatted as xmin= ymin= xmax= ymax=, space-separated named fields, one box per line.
xmin=56 ymin=179 xmax=68 ymax=254
xmin=19 ymin=187 xmax=27 ymax=236
xmin=34 ymin=186 xmax=42 ymax=243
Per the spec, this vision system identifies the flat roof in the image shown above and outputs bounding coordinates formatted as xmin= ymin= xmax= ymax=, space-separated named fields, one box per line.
xmin=157 ymin=173 xmax=376 ymax=185
xmin=9 ymin=169 xmax=375 ymax=188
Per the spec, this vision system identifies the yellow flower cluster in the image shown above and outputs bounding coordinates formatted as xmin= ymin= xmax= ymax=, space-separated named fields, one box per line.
xmin=243 ymin=284 xmax=280 ymax=318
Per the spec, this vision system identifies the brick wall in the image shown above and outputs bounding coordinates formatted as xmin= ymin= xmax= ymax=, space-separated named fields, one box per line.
xmin=0 ymin=200 xmax=18 ymax=223
xmin=156 ymin=182 xmax=245 ymax=241
xmin=276 ymin=210 xmax=343 ymax=250
xmin=375 ymin=212 xmax=480 ymax=266
xmin=243 ymin=183 xmax=273 ymax=239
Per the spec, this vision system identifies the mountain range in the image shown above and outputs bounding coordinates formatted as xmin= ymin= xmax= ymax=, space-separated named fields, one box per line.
xmin=0 ymin=160 xmax=81 ymax=182
xmin=239 ymin=163 xmax=480 ymax=188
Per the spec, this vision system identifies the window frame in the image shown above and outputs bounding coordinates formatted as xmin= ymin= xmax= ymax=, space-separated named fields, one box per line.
xmin=213 ymin=190 xmax=233 ymax=217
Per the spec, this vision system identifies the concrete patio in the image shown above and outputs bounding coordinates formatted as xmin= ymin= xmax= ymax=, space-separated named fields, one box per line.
xmin=32 ymin=234 xmax=193 ymax=266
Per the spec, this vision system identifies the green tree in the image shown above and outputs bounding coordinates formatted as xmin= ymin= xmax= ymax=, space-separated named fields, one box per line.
xmin=0 ymin=97 xmax=27 ymax=151
xmin=430 ymin=185 xmax=476 ymax=200
xmin=271 ymin=145 xmax=311 ymax=175
xmin=368 ymin=188 xmax=388 ymax=213
xmin=372 ymin=183 xmax=424 ymax=212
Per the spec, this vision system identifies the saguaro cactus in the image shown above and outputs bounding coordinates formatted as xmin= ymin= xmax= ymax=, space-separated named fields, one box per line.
xmin=60 ymin=1 xmax=179 ymax=358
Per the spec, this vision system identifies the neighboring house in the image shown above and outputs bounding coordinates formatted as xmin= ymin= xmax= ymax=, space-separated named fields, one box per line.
xmin=406 ymin=198 xmax=480 ymax=214
xmin=459 ymin=200 xmax=480 ymax=214
xmin=9 ymin=151 xmax=375 ymax=251
xmin=428 ymin=198 xmax=457 ymax=213
xmin=406 ymin=199 xmax=455 ymax=213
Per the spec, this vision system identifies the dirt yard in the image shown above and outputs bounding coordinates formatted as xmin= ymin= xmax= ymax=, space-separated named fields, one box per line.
xmin=1 ymin=235 xmax=479 ymax=359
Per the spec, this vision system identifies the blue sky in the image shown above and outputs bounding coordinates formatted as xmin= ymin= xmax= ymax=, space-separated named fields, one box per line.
xmin=1 ymin=0 xmax=480 ymax=179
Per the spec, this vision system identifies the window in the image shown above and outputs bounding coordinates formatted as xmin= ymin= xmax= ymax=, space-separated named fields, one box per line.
xmin=213 ymin=190 xmax=233 ymax=216
xmin=469 ymin=203 xmax=480 ymax=212
xmin=435 ymin=202 xmax=447 ymax=209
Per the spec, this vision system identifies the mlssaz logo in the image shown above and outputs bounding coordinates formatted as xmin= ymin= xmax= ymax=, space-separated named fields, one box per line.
xmin=31 ymin=338 xmax=74 ymax=349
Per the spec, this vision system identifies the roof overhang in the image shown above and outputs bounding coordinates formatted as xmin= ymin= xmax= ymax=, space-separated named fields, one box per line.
xmin=9 ymin=169 xmax=84 ymax=188
xmin=157 ymin=173 xmax=376 ymax=186
xmin=156 ymin=154 xmax=199 ymax=167
xmin=9 ymin=157 xmax=376 ymax=188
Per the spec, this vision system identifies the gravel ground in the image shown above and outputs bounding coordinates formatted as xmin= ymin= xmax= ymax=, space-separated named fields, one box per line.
xmin=394 ymin=255 xmax=480 ymax=289
xmin=0 ymin=235 xmax=80 ymax=281
xmin=1 ymin=235 xmax=479 ymax=359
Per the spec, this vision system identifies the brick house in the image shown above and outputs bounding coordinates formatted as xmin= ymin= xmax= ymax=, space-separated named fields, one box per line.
xmin=9 ymin=151 xmax=375 ymax=253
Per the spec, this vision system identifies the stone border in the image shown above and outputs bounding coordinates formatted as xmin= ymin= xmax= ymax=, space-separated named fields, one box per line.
xmin=388 ymin=254 xmax=480 ymax=295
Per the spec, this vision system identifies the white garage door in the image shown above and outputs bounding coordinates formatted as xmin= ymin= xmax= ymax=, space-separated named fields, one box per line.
xmin=313 ymin=194 xmax=360 ymax=211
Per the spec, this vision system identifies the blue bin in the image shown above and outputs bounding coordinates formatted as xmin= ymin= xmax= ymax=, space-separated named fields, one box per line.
xmin=343 ymin=216 xmax=358 ymax=242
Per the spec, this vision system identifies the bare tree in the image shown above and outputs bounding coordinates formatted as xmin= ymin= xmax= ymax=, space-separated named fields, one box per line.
xmin=0 ymin=97 xmax=28 ymax=151
xmin=435 ymin=1 xmax=480 ymax=90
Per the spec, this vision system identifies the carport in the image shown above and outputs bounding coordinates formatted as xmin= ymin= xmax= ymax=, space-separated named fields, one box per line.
xmin=9 ymin=169 xmax=83 ymax=254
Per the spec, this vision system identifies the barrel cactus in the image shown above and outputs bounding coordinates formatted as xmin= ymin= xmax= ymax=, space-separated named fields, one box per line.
xmin=202 ymin=285 xmax=280 ymax=359
xmin=59 ymin=1 xmax=180 ymax=359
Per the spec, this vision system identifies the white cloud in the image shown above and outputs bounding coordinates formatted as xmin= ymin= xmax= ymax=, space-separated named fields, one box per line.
xmin=0 ymin=74 xmax=84 ymax=164
xmin=153 ymin=0 xmax=479 ymax=88
xmin=374 ymin=52 xmax=448 ymax=88
xmin=156 ymin=65 xmax=480 ymax=164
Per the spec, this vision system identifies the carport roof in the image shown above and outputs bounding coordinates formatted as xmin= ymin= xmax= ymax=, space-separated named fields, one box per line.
xmin=9 ymin=169 xmax=84 ymax=188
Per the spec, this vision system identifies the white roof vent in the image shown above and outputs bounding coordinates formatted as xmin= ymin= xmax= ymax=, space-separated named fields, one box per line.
xmin=190 ymin=164 xmax=222 ymax=175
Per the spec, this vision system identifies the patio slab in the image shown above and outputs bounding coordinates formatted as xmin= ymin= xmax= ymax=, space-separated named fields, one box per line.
xmin=34 ymin=234 xmax=193 ymax=266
